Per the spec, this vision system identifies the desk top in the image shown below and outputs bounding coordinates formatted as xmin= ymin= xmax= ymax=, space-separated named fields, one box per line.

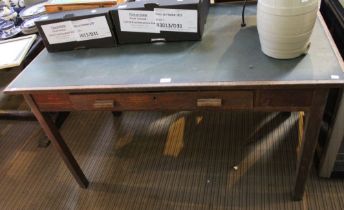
xmin=5 ymin=4 xmax=344 ymax=94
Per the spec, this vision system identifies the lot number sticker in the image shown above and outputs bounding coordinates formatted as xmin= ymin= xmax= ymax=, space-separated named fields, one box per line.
xmin=118 ymin=10 xmax=159 ymax=33
xmin=118 ymin=9 xmax=198 ymax=33
xmin=155 ymin=8 xmax=198 ymax=33
xmin=42 ymin=16 xmax=112 ymax=44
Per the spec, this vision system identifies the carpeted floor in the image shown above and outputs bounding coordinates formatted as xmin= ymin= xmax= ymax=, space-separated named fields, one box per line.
xmin=0 ymin=110 xmax=344 ymax=210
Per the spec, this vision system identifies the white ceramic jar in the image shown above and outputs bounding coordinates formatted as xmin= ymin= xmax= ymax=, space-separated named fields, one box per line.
xmin=257 ymin=0 xmax=319 ymax=59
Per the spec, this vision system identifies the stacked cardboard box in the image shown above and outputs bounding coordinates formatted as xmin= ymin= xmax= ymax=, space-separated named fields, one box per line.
xmin=35 ymin=0 xmax=209 ymax=52
xmin=111 ymin=0 xmax=209 ymax=44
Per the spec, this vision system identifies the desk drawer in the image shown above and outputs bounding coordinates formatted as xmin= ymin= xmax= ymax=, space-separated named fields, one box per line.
xmin=68 ymin=91 xmax=253 ymax=111
xmin=255 ymin=89 xmax=313 ymax=110
xmin=33 ymin=93 xmax=73 ymax=111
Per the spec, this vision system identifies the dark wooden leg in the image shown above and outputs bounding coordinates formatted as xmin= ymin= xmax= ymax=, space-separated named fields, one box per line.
xmin=24 ymin=94 xmax=89 ymax=188
xmin=0 ymin=110 xmax=70 ymax=124
xmin=55 ymin=112 xmax=70 ymax=128
xmin=38 ymin=112 xmax=70 ymax=148
xmin=0 ymin=110 xmax=36 ymax=120
xmin=293 ymin=89 xmax=329 ymax=200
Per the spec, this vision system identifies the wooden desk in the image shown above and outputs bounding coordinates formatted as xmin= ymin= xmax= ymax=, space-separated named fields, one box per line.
xmin=4 ymin=5 xmax=344 ymax=201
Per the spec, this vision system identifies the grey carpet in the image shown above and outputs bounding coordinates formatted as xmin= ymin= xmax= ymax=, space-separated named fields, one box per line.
xmin=0 ymin=111 xmax=343 ymax=209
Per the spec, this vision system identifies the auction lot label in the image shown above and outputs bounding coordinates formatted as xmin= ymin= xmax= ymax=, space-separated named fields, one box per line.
xmin=155 ymin=9 xmax=198 ymax=33
xmin=118 ymin=9 xmax=198 ymax=33
xmin=118 ymin=10 xmax=159 ymax=33
xmin=42 ymin=16 xmax=112 ymax=44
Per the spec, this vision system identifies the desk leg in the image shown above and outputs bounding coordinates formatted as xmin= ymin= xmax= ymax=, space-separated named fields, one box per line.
xmin=38 ymin=112 xmax=71 ymax=148
xmin=293 ymin=89 xmax=328 ymax=200
xmin=55 ymin=112 xmax=70 ymax=128
xmin=24 ymin=94 xmax=89 ymax=188
xmin=0 ymin=110 xmax=36 ymax=120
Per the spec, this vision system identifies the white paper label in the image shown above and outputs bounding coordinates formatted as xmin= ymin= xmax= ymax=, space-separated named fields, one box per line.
xmin=72 ymin=16 xmax=112 ymax=41
xmin=155 ymin=8 xmax=198 ymax=33
xmin=331 ymin=75 xmax=340 ymax=80
xmin=118 ymin=9 xmax=198 ymax=33
xmin=160 ymin=78 xmax=171 ymax=83
xmin=118 ymin=10 xmax=159 ymax=33
xmin=41 ymin=21 xmax=77 ymax=44
xmin=118 ymin=4 xmax=127 ymax=9
xmin=42 ymin=16 xmax=112 ymax=44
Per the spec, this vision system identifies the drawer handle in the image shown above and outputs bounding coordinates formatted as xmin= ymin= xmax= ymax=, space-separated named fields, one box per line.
xmin=197 ymin=98 xmax=222 ymax=107
xmin=93 ymin=100 xmax=114 ymax=109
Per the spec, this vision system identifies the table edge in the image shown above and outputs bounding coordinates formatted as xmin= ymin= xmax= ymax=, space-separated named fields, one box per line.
xmin=4 ymin=80 xmax=344 ymax=94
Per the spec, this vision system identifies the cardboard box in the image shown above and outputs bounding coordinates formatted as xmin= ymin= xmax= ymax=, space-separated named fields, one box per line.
xmin=110 ymin=0 xmax=209 ymax=44
xmin=35 ymin=7 xmax=117 ymax=52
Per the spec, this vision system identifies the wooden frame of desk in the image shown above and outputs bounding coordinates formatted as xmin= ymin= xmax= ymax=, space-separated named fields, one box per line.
xmin=4 ymin=4 xmax=344 ymax=201
xmin=16 ymin=86 xmax=327 ymax=201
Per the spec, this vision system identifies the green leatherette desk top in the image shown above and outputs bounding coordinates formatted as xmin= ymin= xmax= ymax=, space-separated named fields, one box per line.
xmin=5 ymin=5 xmax=344 ymax=94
